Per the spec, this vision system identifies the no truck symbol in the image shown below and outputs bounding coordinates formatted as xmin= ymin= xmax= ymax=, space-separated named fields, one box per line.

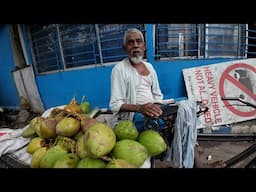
xmin=219 ymin=63 xmax=256 ymax=117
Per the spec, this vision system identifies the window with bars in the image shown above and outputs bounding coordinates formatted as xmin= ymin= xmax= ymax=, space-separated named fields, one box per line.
xmin=98 ymin=24 xmax=145 ymax=63
xmin=154 ymin=24 xmax=256 ymax=60
xmin=204 ymin=24 xmax=246 ymax=58
xmin=29 ymin=24 xmax=63 ymax=73
xmin=155 ymin=24 xmax=198 ymax=59
xmin=28 ymin=24 xmax=256 ymax=74
xmin=59 ymin=24 xmax=98 ymax=69
xmin=28 ymin=24 xmax=145 ymax=74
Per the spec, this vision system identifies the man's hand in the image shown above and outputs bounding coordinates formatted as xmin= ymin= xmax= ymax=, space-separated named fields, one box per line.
xmin=138 ymin=103 xmax=162 ymax=118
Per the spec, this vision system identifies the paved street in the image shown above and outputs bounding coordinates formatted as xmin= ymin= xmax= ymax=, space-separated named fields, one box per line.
xmin=154 ymin=140 xmax=255 ymax=168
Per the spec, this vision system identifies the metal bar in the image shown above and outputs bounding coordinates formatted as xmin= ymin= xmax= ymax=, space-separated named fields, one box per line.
xmin=197 ymin=133 xmax=256 ymax=142
xmin=225 ymin=142 xmax=256 ymax=168
xmin=221 ymin=96 xmax=256 ymax=108
xmin=245 ymin=156 xmax=256 ymax=168
xmin=95 ymin=24 xmax=103 ymax=66
xmin=56 ymin=24 xmax=66 ymax=71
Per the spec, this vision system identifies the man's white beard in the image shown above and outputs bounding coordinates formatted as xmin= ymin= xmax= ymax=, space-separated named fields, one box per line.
xmin=130 ymin=56 xmax=143 ymax=64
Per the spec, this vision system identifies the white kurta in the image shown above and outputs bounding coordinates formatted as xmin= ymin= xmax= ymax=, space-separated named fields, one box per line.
xmin=109 ymin=57 xmax=163 ymax=128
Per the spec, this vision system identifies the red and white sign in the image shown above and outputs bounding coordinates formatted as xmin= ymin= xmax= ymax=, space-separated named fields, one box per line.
xmin=182 ymin=59 xmax=256 ymax=128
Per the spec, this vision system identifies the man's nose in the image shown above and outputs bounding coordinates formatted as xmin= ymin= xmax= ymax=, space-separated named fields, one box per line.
xmin=132 ymin=41 xmax=139 ymax=47
xmin=135 ymin=40 xmax=141 ymax=46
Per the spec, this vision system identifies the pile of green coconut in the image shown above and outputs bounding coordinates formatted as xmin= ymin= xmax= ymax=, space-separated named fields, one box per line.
xmin=22 ymin=98 xmax=167 ymax=168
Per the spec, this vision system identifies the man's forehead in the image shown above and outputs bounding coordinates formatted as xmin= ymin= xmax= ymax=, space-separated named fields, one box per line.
xmin=127 ymin=32 xmax=141 ymax=39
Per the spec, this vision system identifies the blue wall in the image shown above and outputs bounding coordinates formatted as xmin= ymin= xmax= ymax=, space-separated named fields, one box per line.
xmin=35 ymin=58 xmax=232 ymax=110
xmin=151 ymin=59 xmax=233 ymax=100
xmin=0 ymin=26 xmax=20 ymax=109
xmin=0 ymin=24 xmax=233 ymax=111
xmin=36 ymin=66 xmax=113 ymax=110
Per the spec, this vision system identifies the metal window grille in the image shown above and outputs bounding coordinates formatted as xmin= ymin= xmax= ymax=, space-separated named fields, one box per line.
xmin=204 ymin=24 xmax=245 ymax=58
xmin=28 ymin=24 xmax=145 ymax=74
xmin=29 ymin=24 xmax=63 ymax=74
xmin=28 ymin=24 xmax=255 ymax=74
xmin=58 ymin=24 xmax=98 ymax=69
xmin=246 ymin=24 xmax=256 ymax=57
xmin=154 ymin=24 xmax=255 ymax=60
xmin=98 ymin=24 xmax=145 ymax=63
xmin=155 ymin=24 xmax=198 ymax=59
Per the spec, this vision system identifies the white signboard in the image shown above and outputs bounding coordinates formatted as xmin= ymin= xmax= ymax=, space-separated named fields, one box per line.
xmin=182 ymin=58 xmax=256 ymax=129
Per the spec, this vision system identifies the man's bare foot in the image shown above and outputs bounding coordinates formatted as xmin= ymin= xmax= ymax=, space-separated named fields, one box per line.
xmin=194 ymin=160 xmax=226 ymax=168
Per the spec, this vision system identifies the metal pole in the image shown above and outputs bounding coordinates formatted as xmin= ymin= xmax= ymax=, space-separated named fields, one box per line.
xmin=95 ymin=24 xmax=103 ymax=66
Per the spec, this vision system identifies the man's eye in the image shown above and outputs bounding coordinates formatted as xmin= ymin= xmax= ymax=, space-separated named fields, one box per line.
xmin=127 ymin=39 xmax=143 ymax=45
xmin=136 ymin=39 xmax=143 ymax=43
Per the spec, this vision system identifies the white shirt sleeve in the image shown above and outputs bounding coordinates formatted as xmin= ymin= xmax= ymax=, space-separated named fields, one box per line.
xmin=109 ymin=65 xmax=126 ymax=112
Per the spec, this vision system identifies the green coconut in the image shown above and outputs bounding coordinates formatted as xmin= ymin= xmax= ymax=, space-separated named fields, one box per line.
xmin=34 ymin=119 xmax=43 ymax=138
xmin=39 ymin=117 xmax=57 ymax=139
xmin=31 ymin=147 xmax=47 ymax=168
xmin=80 ymin=96 xmax=90 ymax=114
xmin=84 ymin=122 xmax=116 ymax=158
xmin=40 ymin=145 xmax=67 ymax=168
xmin=77 ymin=157 xmax=106 ymax=168
xmin=114 ymin=120 xmax=138 ymax=140
xmin=138 ymin=130 xmax=167 ymax=156
xmin=26 ymin=137 xmax=45 ymax=154
xmin=53 ymin=153 xmax=79 ymax=168
xmin=74 ymin=130 xmax=84 ymax=141
xmin=54 ymin=135 xmax=76 ymax=153
xmin=22 ymin=121 xmax=37 ymax=138
xmin=76 ymin=133 xmax=88 ymax=159
xmin=113 ymin=139 xmax=148 ymax=167
xmin=27 ymin=117 xmax=43 ymax=138
xmin=56 ymin=117 xmax=80 ymax=137
xmin=106 ymin=159 xmax=136 ymax=168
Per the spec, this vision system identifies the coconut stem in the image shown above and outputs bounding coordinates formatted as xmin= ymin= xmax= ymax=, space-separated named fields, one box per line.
xmin=81 ymin=96 xmax=85 ymax=104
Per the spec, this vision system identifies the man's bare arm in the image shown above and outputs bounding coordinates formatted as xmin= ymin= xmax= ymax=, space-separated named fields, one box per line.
xmin=120 ymin=103 xmax=162 ymax=118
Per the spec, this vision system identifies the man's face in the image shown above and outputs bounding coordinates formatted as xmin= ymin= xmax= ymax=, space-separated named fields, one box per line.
xmin=124 ymin=32 xmax=146 ymax=63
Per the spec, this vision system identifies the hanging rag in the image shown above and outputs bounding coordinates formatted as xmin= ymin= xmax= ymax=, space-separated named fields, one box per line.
xmin=166 ymin=99 xmax=198 ymax=168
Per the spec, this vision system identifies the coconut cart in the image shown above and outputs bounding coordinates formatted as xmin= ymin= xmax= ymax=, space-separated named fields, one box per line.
xmin=0 ymin=99 xmax=197 ymax=168
xmin=1 ymin=97 xmax=255 ymax=168
xmin=0 ymin=104 xmax=152 ymax=168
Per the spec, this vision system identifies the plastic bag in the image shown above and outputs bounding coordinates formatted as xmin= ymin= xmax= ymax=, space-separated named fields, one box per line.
xmin=0 ymin=127 xmax=31 ymax=163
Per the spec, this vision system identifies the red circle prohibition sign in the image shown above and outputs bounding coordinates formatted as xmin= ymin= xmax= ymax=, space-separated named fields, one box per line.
xmin=219 ymin=63 xmax=256 ymax=117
